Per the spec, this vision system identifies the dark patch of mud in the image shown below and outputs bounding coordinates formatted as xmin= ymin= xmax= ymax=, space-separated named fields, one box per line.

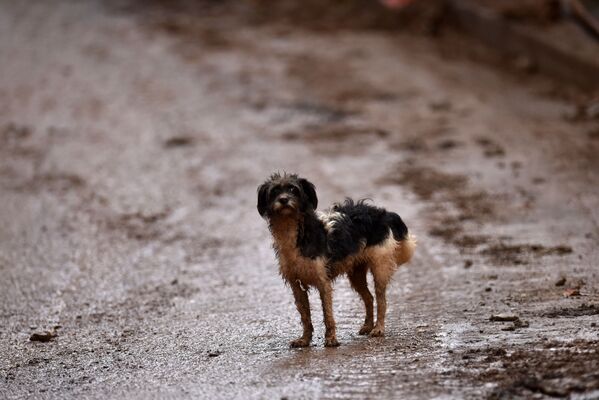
xmin=475 ymin=136 xmax=506 ymax=158
xmin=477 ymin=340 xmax=599 ymax=399
xmin=106 ymin=210 xmax=171 ymax=241
xmin=0 ymin=122 xmax=40 ymax=161
xmin=541 ymin=303 xmax=599 ymax=318
xmin=480 ymin=243 xmax=573 ymax=265
xmin=164 ymin=136 xmax=195 ymax=148
xmin=383 ymin=165 xmax=497 ymax=253
xmin=11 ymin=173 xmax=86 ymax=193
xmin=383 ymin=166 xmax=467 ymax=201
xmin=271 ymin=101 xmax=355 ymax=125
xmin=282 ymin=124 xmax=389 ymax=142
xmin=0 ymin=122 xmax=32 ymax=142
xmin=452 ymin=234 xmax=491 ymax=248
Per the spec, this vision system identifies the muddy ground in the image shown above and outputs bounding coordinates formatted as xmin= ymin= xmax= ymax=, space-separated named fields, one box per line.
xmin=1 ymin=1 xmax=599 ymax=399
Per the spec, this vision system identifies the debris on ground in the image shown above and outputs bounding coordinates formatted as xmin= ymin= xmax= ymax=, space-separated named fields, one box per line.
xmin=563 ymin=287 xmax=582 ymax=297
xmin=164 ymin=136 xmax=194 ymax=148
xmin=490 ymin=313 xmax=520 ymax=322
xmin=29 ymin=331 xmax=58 ymax=342
xmin=502 ymin=319 xmax=530 ymax=331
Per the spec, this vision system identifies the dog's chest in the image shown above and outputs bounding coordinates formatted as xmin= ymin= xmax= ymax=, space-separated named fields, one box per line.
xmin=270 ymin=218 xmax=326 ymax=286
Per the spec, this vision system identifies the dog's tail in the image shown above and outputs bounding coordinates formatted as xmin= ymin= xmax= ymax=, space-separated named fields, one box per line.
xmin=396 ymin=233 xmax=417 ymax=266
xmin=387 ymin=211 xmax=416 ymax=265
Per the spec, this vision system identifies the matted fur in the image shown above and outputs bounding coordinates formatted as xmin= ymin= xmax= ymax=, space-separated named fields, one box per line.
xmin=258 ymin=173 xmax=416 ymax=347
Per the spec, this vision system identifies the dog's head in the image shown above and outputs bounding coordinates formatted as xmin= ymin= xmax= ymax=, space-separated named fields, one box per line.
xmin=257 ymin=173 xmax=318 ymax=219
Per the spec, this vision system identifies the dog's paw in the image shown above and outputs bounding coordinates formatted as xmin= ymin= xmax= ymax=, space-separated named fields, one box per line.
xmin=358 ymin=324 xmax=374 ymax=335
xmin=324 ymin=337 xmax=340 ymax=347
xmin=290 ymin=337 xmax=311 ymax=348
xmin=370 ymin=326 xmax=385 ymax=337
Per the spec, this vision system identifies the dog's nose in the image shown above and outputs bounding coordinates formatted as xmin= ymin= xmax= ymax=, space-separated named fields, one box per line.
xmin=278 ymin=196 xmax=289 ymax=205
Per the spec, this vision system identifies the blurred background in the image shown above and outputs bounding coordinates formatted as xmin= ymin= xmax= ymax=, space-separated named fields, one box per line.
xmin=1 ymin=1 xmax=598 ymax=399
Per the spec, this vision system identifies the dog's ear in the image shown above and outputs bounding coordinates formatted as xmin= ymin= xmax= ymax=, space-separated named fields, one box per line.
xmin=299 ymin=178 xmax=318 ymax=210
xmin=257 ymin=183 xmax=270 ymax=217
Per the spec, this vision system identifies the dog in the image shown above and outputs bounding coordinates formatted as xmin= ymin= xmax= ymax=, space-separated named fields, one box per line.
xmin=257 ymin=172 xmax=416 ymax=347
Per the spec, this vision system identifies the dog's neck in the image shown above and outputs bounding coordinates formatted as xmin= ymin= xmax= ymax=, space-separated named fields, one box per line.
xmin=268 ymin=214 xmax=301 ymax=253
xmin=268 ymin=210 xmax=325 ymax=262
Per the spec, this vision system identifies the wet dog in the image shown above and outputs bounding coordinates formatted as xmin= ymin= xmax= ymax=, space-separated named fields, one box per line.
xmin=257 ymin=172 xmax=416 ymax=347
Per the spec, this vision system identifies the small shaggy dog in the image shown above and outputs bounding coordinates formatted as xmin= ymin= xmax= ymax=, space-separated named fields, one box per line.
xmin=257 ymin=172 xmax=416 ymax=347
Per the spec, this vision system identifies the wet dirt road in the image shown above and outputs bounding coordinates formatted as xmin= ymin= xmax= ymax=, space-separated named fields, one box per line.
xmin=1 ymin=1 xmax=598 ymax=399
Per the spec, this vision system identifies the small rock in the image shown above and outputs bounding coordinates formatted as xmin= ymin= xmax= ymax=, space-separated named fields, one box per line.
xmin=485 ymin=287 xmax=492 ymax=292
xmin=490 ymin=313 xmax=519 ymax=322
xmin=591 ymin=322 xmax=596 ymax=328
xmin=555 ymin=277 xmax=566 ymax=287
xmin=464 ymin=260 xmax=473 ymax=269
xmin=164 ymin=136 xmax=194 ymax=148
xmin=29 ymin=331 xmax=57 ymax=342
xmin=207 ymin=350 xmax=222 ymax=357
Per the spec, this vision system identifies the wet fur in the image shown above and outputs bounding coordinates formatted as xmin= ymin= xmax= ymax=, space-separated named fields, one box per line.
xmin=258 ymin=172 xmax=416 ymax=347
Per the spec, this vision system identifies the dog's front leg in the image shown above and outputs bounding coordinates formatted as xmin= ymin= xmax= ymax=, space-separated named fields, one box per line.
xmin=289 ymin=280 xmax=313 ymax=348
xmin=318 ymin=281 xmax=340 ymax=347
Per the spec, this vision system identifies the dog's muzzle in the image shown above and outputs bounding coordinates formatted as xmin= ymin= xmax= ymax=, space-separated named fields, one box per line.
xmin=274 ymin=196 xmax=296 ymax=213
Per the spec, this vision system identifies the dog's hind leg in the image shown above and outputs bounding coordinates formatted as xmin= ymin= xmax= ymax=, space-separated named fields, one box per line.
xmin=370 ymin=261 xmax=395 ymax=337
xmin=348 ymin=263 xmax=374 ymax=335
xmin=317 ymin=280 xmax=339 ymax=347
xmin=289 ymin=281 xmax=313 ymax=348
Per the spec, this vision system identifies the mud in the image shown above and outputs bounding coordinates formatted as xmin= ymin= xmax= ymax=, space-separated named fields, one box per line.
xmin=1 ymin=1 xmax=598 ymax=399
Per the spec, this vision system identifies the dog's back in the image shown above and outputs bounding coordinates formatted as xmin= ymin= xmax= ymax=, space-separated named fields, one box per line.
xmin=319 ymin=199 xmax=415 ymax=276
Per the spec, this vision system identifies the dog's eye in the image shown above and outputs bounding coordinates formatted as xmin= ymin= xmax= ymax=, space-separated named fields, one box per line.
xmin=290 ymin=187 xmax=299 ymax=195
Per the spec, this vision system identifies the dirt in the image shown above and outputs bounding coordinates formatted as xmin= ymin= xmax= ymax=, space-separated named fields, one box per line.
xmin=29 ymin=332 xmax=58 ymax=343
xmin=444 ymin=339 xmax=599 ymax=398
xmin=480 ymin=243 xmax=573 ymax=266
xmin=1 ymin=1 xmax=598 ymax=399
xmin=542 ymin=303 xmax=599 ymax=318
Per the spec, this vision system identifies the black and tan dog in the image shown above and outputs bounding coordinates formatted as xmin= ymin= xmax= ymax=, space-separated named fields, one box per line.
xmin=257 ymin=172 xmax=416 ymax=347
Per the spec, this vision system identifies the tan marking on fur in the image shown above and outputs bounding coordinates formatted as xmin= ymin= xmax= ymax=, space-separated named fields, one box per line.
xmin=327 ymin=230 xmax=416 ymax=283
xmin=269 ymin=215 xmax=328 ymax=287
